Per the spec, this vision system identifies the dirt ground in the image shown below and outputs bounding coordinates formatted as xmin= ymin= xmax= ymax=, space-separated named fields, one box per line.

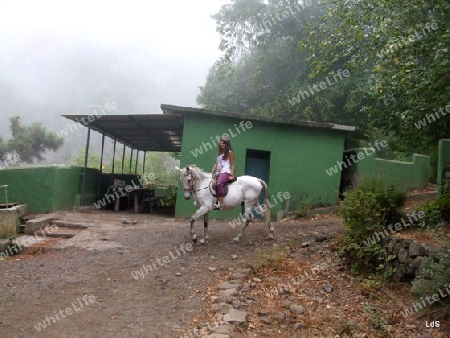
xmin=0 ymin=205 xmax=448 ymax=338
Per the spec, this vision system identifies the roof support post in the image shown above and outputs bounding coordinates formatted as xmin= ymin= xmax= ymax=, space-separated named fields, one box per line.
xmin=143 ymin=152 xmax=146 ymax=173
xmin=122 ymin=144 xmax=126 ymax=174
xmin=97 ymin=133 xmax=106 ymax=202
xmin=112 ymin=139 xmax=117 ymax=174
xmin=135 ymin=150 xmax=139 ymax=175
xmin=130 ymin=148 xmax=134 ymax=174
xmin=81 ymin=127 xmax=91 ymax=206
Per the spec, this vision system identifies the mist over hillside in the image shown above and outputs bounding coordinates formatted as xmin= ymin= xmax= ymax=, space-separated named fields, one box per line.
xmin=0 ymin=0 xmax=224 ymax=165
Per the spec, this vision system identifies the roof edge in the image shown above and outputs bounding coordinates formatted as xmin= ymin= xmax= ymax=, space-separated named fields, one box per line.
xmin=161 ymin=104 xmax=355 ymax=132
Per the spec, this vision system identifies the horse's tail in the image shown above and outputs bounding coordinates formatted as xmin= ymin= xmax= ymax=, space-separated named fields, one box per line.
xmin=259 ymin=179 xmax=271 ymax=226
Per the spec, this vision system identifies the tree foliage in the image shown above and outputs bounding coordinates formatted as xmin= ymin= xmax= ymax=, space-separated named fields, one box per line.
xmin=199 ymin=0 xmax=450 ymax=160
xmin=0 ymin=116 xmax=63 ymax=164
xmin=301 ymin=0 xmax=450 ymax=154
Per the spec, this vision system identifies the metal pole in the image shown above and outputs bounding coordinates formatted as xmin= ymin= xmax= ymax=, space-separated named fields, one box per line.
xmin=135 ymin=150 xmax=139 ymax=175
xmin=121 ymin=144 xmax=126 ymax=174
xmin=130 ymin=149 xmax=134 ymax=174
xmin=143 ymin=152 xmax=146 ymax=174
xmin=112 ymin=139 xmax=117 ymax=174
xmin=81 ymin=127 xmax=91 ymax=206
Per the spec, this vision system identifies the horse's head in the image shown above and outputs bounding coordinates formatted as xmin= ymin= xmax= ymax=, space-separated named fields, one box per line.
xmin=176 ymin=165 xmax=194 ymax=200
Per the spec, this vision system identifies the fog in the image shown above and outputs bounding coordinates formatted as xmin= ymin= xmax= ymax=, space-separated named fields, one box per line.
xmin=0 ymin=0 xmax=225 ymax=163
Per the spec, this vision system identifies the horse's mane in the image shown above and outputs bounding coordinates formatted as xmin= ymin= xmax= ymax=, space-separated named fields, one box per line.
xmin=187 ymin=164 xmax=211 ymax=178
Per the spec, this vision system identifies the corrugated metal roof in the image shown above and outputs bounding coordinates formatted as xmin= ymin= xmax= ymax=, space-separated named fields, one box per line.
xmin=62 ymin=104 xmax=355 ymax=152
xmin=61 ymin=113 xmax=184 ymax=152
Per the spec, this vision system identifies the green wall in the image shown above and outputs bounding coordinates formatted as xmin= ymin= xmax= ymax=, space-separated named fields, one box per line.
xmin=0 ymin=165 xmax=99 ymax=213
xmin=346 ymin=149 xmax=430 ymax=190
xmin=437 ymin=139 xmax=450 ymax=185
xmin=176 ymin=114 xmax=348 ymax=220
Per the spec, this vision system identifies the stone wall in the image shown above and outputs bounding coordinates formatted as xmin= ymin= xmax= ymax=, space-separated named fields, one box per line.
xmin=383 ymin=237 xmax=444 ymax=282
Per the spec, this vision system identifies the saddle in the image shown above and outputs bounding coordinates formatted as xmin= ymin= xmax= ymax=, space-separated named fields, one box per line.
xmin=209 ymin=176 xmax=237 ymax=198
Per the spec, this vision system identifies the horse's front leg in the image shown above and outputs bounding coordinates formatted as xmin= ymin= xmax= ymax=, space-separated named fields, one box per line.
xmin=189 ymin=206 xmax=210 ymax=244
xmin=233 ymin=206 xmax=253 ymax=243
xmin=199 ymin=213 xmax=209 ymax=245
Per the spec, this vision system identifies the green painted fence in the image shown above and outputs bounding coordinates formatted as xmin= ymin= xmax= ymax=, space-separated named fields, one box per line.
xmin=437 ymin=139 xmax=450 ymax=186
xmin=0 ymin=165 xmax=99 ymax=213
xmin=342 ymin=148 xmax=430 ymax=191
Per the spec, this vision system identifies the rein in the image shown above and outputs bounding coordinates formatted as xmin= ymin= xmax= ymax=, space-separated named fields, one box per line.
xmin=183 ymin=172 xmax=209 ymax=193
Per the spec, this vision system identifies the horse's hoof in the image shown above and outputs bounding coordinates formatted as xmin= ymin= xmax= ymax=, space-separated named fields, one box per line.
xmin=232 ymin=237 xmax=240 ymax=244
xmin=199 ymin=238 xmax=206 ymax=245
xmin=192 ymin=234 xmax=197 ymax=243
xmin=267 ymin=233 xmax=275 ymax=240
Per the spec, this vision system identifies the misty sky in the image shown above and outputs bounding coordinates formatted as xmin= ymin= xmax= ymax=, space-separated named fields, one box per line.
xmin=0 ymin=0 xmax=228 ymax=163
xmin=0 ymin=0 xmax=226 ymax=121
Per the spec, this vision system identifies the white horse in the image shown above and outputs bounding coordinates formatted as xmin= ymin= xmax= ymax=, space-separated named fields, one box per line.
xmin=176 ymin=165 xmax=275 ymax=243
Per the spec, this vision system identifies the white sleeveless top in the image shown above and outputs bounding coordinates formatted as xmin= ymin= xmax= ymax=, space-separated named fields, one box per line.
xmin=217 ymin=152 xmax=232 ymax=174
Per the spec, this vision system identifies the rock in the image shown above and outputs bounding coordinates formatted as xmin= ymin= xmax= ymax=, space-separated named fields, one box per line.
xmin=212 ymin=302 xmax=233 ymax=314
xmin=398 ymin=247 xmax=409 ymax=264
xmin=261 ymin=316 xmax=272 ymax=324
xmin=218 ymin=288 xmax=238 ymax=303
xmin=223 ymin=309 xmax=248 ymax=325
xmin=323 ymin=284 xmax=333 ymax=293
xmin=203 ymin=334 xmax=230 ymax=338
xmin=175 ymin=272 xmax=181 ymax=276
xmin=217 ymin=282 xmax=238 ymax=290
xmin=208 ymin=267 xmax=217 ymax=272
xmin=289 ymin=304 xmax=304 ymax=315
xmin=274 ymin=312 xmax=286 ymax=323
xmin=232 ymin=300 xmax=241 ymax=309
xmin=231 ymin=255 xmax=238 ymax=260
xmin=409 ymin=241 xmax=424 ymax=257
xmin=301 ymin=242 xmax=310 ymax=248
xmin=293 ymin=322 xmax=306 ymax=330
xmin=282 ymin=300 xmax=292 ymax=309
xmin=211 ymin=324 xmax=235 ymax=337
xmin=314 ymin=233 xmax=328 ymax=242
xmin=257 ymin=310 xmax=270 ymax=317
xmin=240 ymin=284 xmax=250 ymax=292
xmin=253 ymin=277 xmax=262 ymax=283
xmin=232 ymin=268 xmax=251 ymax=280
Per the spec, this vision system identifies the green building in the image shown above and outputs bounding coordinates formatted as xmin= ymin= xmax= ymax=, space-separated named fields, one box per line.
xmin=160 ymin=105 xmax=355 ymax=220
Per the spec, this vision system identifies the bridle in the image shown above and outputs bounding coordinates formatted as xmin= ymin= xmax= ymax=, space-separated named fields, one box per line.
xmin=183 ymin=170 xmax=209 ymax=194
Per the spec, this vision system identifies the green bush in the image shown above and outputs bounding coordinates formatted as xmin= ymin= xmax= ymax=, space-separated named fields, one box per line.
xmin=412 ymin=251 xmax=450 ymax=317
xmin=338 ymin=177 xmax=406 ymax=274
xmin=414 ymin=181 xmax=450 ymax=229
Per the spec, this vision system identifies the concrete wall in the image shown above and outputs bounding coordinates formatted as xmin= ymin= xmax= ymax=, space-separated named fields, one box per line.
xmin=343 ymin=149 xmax=430 ymax=191
xmin=437 ymin=139 xmax=450 ymax=186
xmin=0 ymin=165 xmax=99 ymax=213
xmin=176 ymin=114 xmax=348 ymax=219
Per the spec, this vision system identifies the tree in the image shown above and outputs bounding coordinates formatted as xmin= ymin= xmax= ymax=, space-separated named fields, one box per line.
xmin=300 ymin=0 xmax=450 ymax=157
xmin=0 ymin=116 xmax=63 ymax=164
